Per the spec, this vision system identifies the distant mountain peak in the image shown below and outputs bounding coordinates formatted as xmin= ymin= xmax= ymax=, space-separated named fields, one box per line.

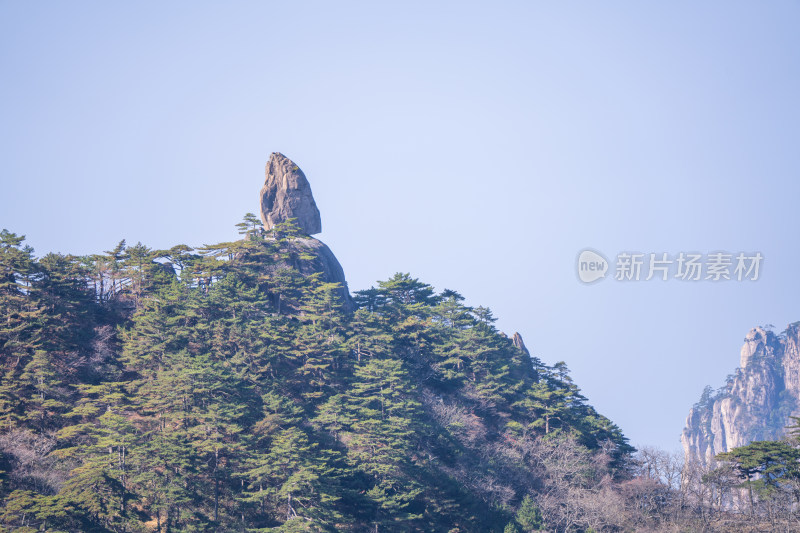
xmin=682 ymin=322 xmax=800 ymax=466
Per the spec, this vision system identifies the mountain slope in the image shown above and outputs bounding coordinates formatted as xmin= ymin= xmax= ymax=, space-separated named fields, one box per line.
xmin=0 ymin=224 xmax=631 ymax=532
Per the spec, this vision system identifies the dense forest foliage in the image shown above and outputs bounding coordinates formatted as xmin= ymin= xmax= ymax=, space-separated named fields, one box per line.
xmin=2 ymin=218 xmax=800 ymax=532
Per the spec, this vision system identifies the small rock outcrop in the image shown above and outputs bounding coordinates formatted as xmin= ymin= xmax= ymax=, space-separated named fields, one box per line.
xmin=513 ymin=332 xmax=530 ymax=356
xmin=682 ymin=323 xmax=800 ymax=466
xmin=260 ymin=152 xmax=322 ymax=235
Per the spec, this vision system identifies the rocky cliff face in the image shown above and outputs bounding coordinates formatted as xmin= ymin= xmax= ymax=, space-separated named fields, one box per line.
xmin=258 ymin=152 xmax=353 ymax=311
xmin=682 ymin=323 xmax=800 ymax=465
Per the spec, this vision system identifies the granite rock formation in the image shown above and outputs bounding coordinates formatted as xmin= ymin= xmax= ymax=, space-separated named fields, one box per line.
xmin=259 ymin=152 xmax=353 ymax=311
xmin=513 ymin=332 xmax=530 ymax=356
xmin=280 ymin=237 xmax=354 ymax=312
xmin=682 ymin=323 xmax=800 ymax=466
xmin=260 ymin=152 xmax=322 ymax=235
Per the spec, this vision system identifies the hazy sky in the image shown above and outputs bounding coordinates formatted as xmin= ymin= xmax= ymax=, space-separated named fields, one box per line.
xmin=3 ymin=2 xmax=799 ymax=453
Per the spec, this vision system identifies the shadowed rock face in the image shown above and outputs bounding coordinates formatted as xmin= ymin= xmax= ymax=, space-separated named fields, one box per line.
xmin=260 ymin=152 xmax=322 ymax=235
xmin=284 ymin=237 xmax=354 ymax=312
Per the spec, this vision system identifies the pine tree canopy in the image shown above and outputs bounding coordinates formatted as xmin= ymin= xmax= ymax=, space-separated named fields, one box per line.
xmin=0 ymin=223 xmax=632 ymax=532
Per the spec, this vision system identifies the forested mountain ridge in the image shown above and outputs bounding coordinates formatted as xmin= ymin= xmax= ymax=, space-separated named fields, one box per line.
xmin=9 ymin=153 xmax=800 ymax=532
xmin=0 ymin=221 xmax=632 ymax=532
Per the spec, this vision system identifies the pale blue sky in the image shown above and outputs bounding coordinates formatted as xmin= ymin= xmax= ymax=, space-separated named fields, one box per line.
xmin=2 ymin=2 xmax=800 ymax=452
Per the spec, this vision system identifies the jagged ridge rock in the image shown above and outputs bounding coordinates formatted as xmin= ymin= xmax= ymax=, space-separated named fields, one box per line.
xmin=682 ymin=323 xmax=800 ymax=466
xmin=260 ymin=152 xmax=322 ymax=235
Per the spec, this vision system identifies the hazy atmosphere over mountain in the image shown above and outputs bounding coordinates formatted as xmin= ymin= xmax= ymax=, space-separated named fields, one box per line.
xmin=3 ymin=0 xmax=800 ymax=466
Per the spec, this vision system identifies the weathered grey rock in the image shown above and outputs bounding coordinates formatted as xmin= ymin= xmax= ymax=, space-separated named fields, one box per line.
xmin=513 ymin=332 xmax=530 ymax=356
xmin=260 ymin=152 xmax=322 ymax=235
xmin=245 ymin=235 xmax=354 ymax=313
xmin=289 ymin=237 xmax=354 ymax=312
xmin=256 ymin=153 xmax=353 ymax=311
xmin=682 ymin=324 xmax=800 ymax=466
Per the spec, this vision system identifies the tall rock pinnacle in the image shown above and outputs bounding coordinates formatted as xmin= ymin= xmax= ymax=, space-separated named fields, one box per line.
xmin=260 ymin=152 xmax=322 ymax=235
xmin=257 ymin=152 xmax=354 ymax=311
